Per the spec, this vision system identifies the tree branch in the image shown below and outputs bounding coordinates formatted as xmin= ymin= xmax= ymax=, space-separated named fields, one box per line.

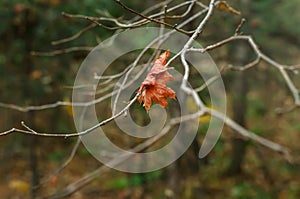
xmin=0 ymin=94 xmax=139 ymax=137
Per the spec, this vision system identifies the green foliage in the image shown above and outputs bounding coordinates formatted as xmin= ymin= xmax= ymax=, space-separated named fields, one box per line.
xmin=106 ymin=171 xmax=162 ymax=190
xmin=78 ymin=146 xmax=90 ymax=156
xmin=198 ymin=122 xmax=209 ymax=135
xmin=251 ymin=1 xmax=280 ymax=34
xmin=47 ymin=151 xmax=65 ymax=162
xmin=107 ymin=177 xmax=128 ymax=190
xmin=276 ymin=1 xmax=300 ymax=38
xmin=231 ymin=182 xmax=273 ymax=199
xmin=247 ymin=98 xmax=267 ymax=119
xmin=293 ymin=124 xmax=300 ymax=132
xmin=250 ymin=125 xmax=264 ymax=135
xmin=250 ymin=0 xmax=300 ymax=53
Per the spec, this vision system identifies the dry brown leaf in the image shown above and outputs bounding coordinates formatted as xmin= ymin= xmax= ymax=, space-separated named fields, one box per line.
xmin=217 ymin=1 xmax=241 ymax=15
xmin=137 ymin=50 xmax=176 ymax=112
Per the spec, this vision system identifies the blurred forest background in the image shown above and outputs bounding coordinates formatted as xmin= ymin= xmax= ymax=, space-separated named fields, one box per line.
xmin=0 ymin=0 xmax=299 ymax=199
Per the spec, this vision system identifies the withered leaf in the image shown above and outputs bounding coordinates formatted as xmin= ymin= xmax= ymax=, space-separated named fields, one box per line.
xmin=137 ymin=50 xmax=176 ymax=112
xmin=217 ymin=1 xmax=241 ymax=16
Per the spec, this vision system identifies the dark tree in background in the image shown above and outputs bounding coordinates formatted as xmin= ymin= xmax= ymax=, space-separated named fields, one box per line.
xmin=226 ymin=0 xmax=251 ymax=176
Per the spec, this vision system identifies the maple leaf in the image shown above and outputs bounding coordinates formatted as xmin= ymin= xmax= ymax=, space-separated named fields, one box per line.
xmin=137 ymin=50 xmax=176 ymax=112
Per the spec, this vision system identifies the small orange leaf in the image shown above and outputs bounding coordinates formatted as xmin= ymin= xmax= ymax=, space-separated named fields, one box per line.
xmin=137 ymin=50 xmax=176 ymax=112
xmin=30 ymin=70 xmax=42 ymax=80
xmin=50 ymin=175 xmax=58 ymax=186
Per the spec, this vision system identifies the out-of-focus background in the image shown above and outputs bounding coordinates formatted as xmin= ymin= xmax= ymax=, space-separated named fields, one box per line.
xmin=0 ymin=0 xmax=299 ymax=198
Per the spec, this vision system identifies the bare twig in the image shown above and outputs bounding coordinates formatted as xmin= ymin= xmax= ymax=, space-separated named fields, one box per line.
xmin=234 ymin=18 xmax=246 ymax=35
xmin=62 ymin=0 xmax=197 ymax=32
xmin=228 ymin=57 xmax=260 ymax=71
xmin=131 ymin=0 xmax=174 ymax=21
xmin=0 ymin=94 xmax=139 ymax=137
xmin=194 ymin=75 xmax=220 ymax=93
xmin=164 ymin=0 xmax=196 ymax=19
xmin=0 ymin=101 xmax=73 ymax=112
xmin=114 ymin=0 xmax=193 ymax=35
xmin=31 ymin=46 xmax=93 ymax=56
xmin=51 ymin=24 xmax=97 ymax=45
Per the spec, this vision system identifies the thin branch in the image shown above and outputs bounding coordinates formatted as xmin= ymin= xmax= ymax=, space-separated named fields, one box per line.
xmin=51 ymin=24 xmax=97 ymax=45
xmin=194 ymin=75 xmax=220 ymax=93
xmin=63 ymin=84 xmax=96 ymax=90
xmin=61 ymin=12 xmax=147 ymax=30
xmin=0 ymin=94 xmax=139 ymax=138
xmin=228 ymin=57 xmax=261 ymax=71
xmin=31 ymin=47 xmax=93 ymax=56
xmin=234 ymin=18 xmax=246 ymax=35
xmin=114 ymin=0 xmax=193 ymax=35
xmin=131 ymin=0 xmax=174 ymax=21
xmin=94 ymin=83 xmax=115 ymax=95
xmin=164 ymin=0 xmax=196 ymax=19
xmin=188 ymin=34 xmax=300 ymax=111
xmin=94 ymin=65 xmax=131 ymax=80
xmin=86 ymin=17 xmax=133 ymax=30
xmin=0 ymin=101 xmax=73 ymax=112
xmin=209 ymin=109 xmax=292 ymax=161
xmin=275 ymin=104 xmax=298 ymax=114
xmin=62 ymin=12 xmax=152 ymax=31
xmin=180 ymin=0 xmax=216 ymax=111
xmin=194 ymin=65 xmax=226 ymax=93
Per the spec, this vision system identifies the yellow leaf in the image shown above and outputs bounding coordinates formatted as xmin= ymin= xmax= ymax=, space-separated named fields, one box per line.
xmin=63 ymin=97 xmax=73 ymax=117
xmin=199 ymin=114 xmax=211 ymax=123
xmin=9 ymin=180 xmax=30 ymax=194
xmin=164 ymin=189 xmax=174 ymax=197
xmin=217 ymin=1 xmax=241 ymax=15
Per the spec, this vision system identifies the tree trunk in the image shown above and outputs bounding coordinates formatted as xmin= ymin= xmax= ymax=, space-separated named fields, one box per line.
xmin=225 ymin=0 xmax=252 ymax=176
xmin=20 ymin=8 xmax=40 ymax=198
xmin=226 ymin=42 xmax=250 ymax=175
